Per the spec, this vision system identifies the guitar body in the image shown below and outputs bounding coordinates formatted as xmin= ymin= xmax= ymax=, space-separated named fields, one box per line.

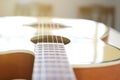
xmin=0 ymin=17 xmax=120 ymax=80
xmin=0 ymin=50 xmax=34 ymax=80
xmin=1 ymin=50 xmax=120 ymax=80
xmin=73 ymin=65 xmax=120 ymax=80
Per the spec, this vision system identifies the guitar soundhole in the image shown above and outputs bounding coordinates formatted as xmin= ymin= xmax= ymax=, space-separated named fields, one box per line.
xmin=12 ymin=79 xmax=27 ymax=80
xmin=31 ymin=35 xmax=70 ymax=45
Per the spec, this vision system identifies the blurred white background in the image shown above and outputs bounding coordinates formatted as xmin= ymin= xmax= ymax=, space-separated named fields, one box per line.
xmin=0 ymin=0 xmax=120 ymax=31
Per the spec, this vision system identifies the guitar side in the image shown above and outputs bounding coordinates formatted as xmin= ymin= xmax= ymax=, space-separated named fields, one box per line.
xmin=0 ymin=50 xmax=34 ymax=80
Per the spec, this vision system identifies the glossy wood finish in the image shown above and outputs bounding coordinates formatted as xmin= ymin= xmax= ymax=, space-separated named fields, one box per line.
xmin=73 ymin=63 xmax=120 ymax=80
xmin=1 ymin=51 xmax=120 ymax=80
xmin=0 ymin=51 xmax=34 ymax=80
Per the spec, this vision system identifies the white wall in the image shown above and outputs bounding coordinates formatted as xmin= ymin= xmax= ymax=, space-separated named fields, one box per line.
xmin=33 ymin=0 xmax=115 ymax=18
xmin=0 ymin=0 xmax=115 ymax=17
xmin=114 ymin=0 xmax=120 ymax=31
xmin=0 ymin=0 xmax=16 ymax=16
xmin=0 ymin=0 xmax=119 ymax=31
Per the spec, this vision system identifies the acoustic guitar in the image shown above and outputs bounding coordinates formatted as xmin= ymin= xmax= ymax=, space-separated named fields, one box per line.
xmin=0 ymin=17 xmax=120 ymax=80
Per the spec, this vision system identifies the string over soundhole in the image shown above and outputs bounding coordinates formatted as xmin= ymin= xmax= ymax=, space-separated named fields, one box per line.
xmin=31 ymin=35 xmax=70 ymax=45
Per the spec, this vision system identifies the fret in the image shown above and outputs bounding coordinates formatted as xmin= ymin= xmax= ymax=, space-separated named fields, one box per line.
xmin=35 ymin=53 xmax=66 ymax=56
xmin=35 ymin=43 xmax=65 ymax=49
xmin=32 ymin=43 xmax=76 ymax=80
xmin=35 ymin=50 xmax=65 ymax=53
xmin=35 ymin=47 xmax=65 ymax=50
xmin=35 ymin=57 xmax=68 ymax=62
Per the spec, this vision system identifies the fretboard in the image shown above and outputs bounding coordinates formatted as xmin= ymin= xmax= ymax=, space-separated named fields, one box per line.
xmin=32 ymin=43 xmax=76 ymax=80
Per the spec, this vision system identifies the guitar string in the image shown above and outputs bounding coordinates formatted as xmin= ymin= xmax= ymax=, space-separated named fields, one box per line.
xmin=37 ymin=21 xmax=73 ymax=79
xmin=33 ymin=20 xmax=41 ymax=80
xmin=50 ymin=23 xmax=56 ymax=79
xmin=53 ymin=22 xmax=75 ymax=79
xmin=51 ymin=23 xmax=64 ymax=79
xmin=55 ymin=23 xmax=63 ymax=78
xmin=50 ymin=23 xmax=60 ymax=79
xmin=37 ymin=21 xmax=40 ymax=79
xmin=45 ymin=22 xmax=54 ymax=79
xmin=46 ymin=22 xmax=50 ymax=79
xmin=53 ymin=23 xmax=62 ymax=79
xmin=49 ymin=23 xmax=64 ymax=79
xmin=56 ymin=23 xmax=75 ymax=79
xmin=59 ymin=24 xmax=76 ymax=80
xmin=41 ymin=21 xmax=46 ymax=80
xmin=53 ymin=23 xmax=59 ymax=79
xmin=44 ymin=22 xmax=74 ymax=80
xmin=32 ymin=22 xmax=36 ymax=80
xmin=34 ymin=19 xmax=75 ymax=80
xmin=56 ymin=23 xmax=65 ymax=78
xmin=46 ymin=23 xmax=51 ymax=78
xmin=57 ymin=24 xmax=64 ymax=44
xmin=38 ymin=21 xmax=41 ymax=79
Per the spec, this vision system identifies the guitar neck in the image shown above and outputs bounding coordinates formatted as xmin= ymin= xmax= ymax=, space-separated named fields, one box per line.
xmin=32 ymin=43 xmax=76 ymax=80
